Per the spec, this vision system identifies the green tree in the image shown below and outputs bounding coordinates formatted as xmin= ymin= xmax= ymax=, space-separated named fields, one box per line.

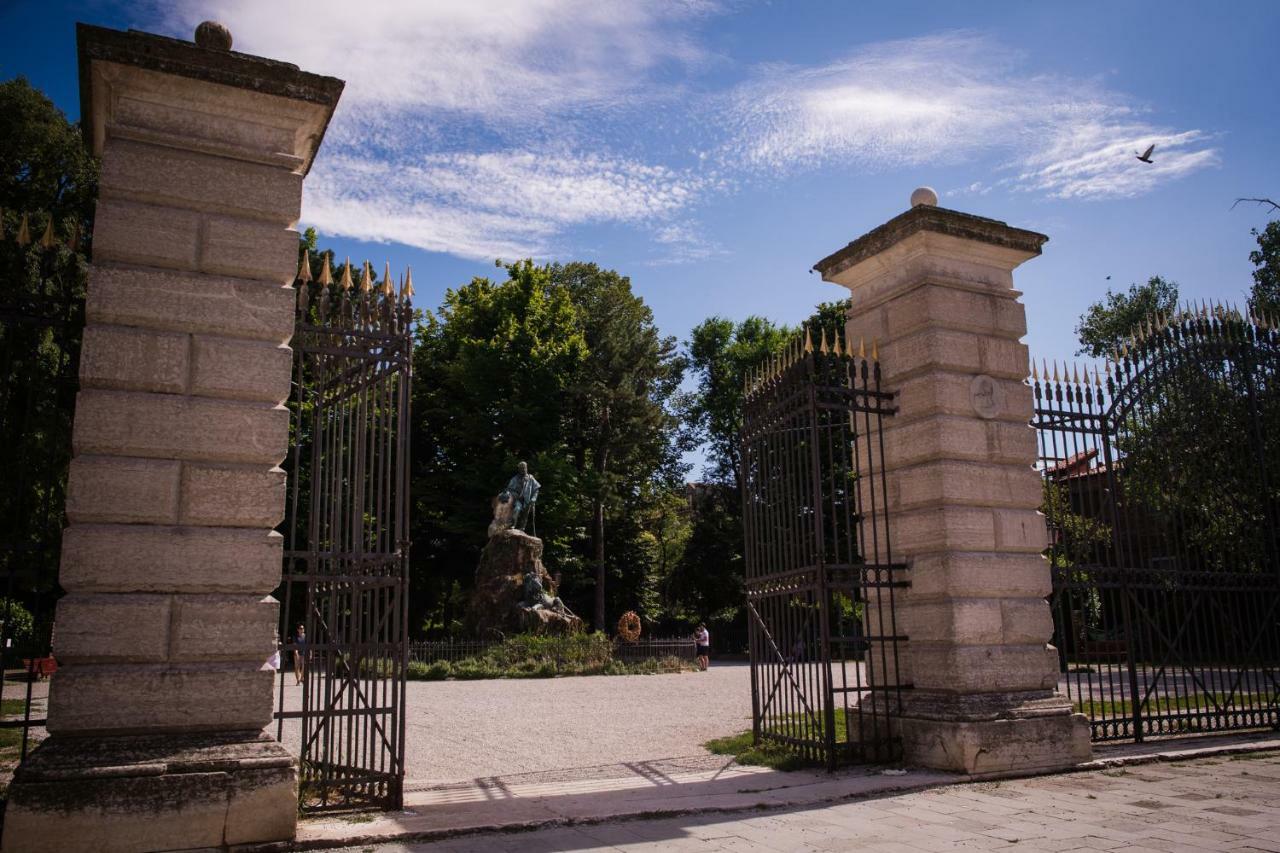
xmin=552 ymin=262 xmax=687 ymax=631
xmin=0 ymin=78 xmax=98 ymax=635
xmin=1248 ymin=220 xmax=1280 ymax=316
xmin=1074 ymin=276 xmax=1179 ymax=358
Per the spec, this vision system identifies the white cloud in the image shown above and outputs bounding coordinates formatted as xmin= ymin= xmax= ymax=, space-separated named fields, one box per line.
xmin=306 ymin=152 xmax=711 ymax=260
xmin=720 ymin=33 xmax=1218 ymax=199
xmin=152 ymin=0 xmax=721 ymax=260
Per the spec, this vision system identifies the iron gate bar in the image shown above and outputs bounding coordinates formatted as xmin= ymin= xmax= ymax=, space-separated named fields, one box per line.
xmin=742 ymin=328 xmax=904 ymax=770
xmin=1035 ymin=307 xmax=1280 ymax=743
xmin=275 ymin=262 xmax=413 ymax=813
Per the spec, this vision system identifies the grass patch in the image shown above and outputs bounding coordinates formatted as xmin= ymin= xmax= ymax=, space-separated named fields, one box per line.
xmin=704 ymin=731 xmax=821 ymax=772
xmin=1075 ymin=692 xmax=1276 ymax=718
xmin=0 ymin=700 xmax=27 ymax=717
xmin=405 ymin=633 xmax=697 ymax=681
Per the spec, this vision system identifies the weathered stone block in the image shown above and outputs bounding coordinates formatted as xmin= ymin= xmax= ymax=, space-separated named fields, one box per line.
xmin=170 ymin=594 xmax=277 ymax=661
xmin=901 ymin=598 xmax=1004 ymax=645
xmin=60 ymin=525 xmax=282 ymax=594
xmin=47 ymin=663 xmax=274 ymax=734
xmin=101 ymin=138 xmax=302 ymax=222
xmin=882 ymin=284 xmax=1025 ymax=343
xmin=91 ymin=198 xmax=200 ymax=270
xmin=993 ymin=507 xmax=1049 ymax=552
xmin=1000 ymin=597 xmax=1055 ymax=645
xmin=79 ymin=325 xmax=189 ymax=393
xmin=1 ymin=733 xmax=298 ymax=852
xmin=190 ymin=336 xmax=292 ymax=403
xmin=878 ymin=327 xmax=981 ymax=382
xmin=907 ymin=552 xmax=1052 ymax=600
xmin=887 ymin=506 xmax=996 ymax=555
xmin=87 ymin=264 xmax=295 ymax=342
xmin=894 ymin=371 xmax=1032 ymax=425
xmin=201 ymin=216 xmax=298 ymax=282
xmin=880 ymin=417 xmax=1037 ymax=470
xmin=66 ymin=456 xmax=179 ymax=524
xmin=71 ymin=389 xmax=289 ymax=465
xmin=898 ymin=708 xmax=1091 ymax=775
xmin=181 ymin=463 xmax=286 ymax=528
xmin=889 ymin=459 xmax=1044 ymax=512
xmin=52 ymin=594 xmax=171 ymax=663
xmin=908 ymin=641 xmax=1060 ymax=693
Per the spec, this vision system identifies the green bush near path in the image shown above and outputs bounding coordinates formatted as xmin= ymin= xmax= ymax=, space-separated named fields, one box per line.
xmin=406 ymin=632 xmax=696 ymax=680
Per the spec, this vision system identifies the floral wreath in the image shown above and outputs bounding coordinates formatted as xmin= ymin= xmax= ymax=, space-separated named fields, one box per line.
xmin=616 ymin=610 xmax=642 ymax=643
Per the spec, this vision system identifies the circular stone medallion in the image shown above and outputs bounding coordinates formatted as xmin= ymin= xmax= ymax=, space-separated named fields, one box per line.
xmin=969 ymin=374 xmax=1003 ymax=419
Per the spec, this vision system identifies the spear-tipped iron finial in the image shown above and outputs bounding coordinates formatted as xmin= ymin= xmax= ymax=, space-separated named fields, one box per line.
xmin=297 ymin=249 xmax=313 ymax=283
xmin=803 ymin=327 xmax=813 ymax=354
xmin=359 ymin=261 xmax=372 ymax=293
xmin=382 ymin=261 xmax=394 ymax=298
xmin=339 ymin=257 xmax=354 ymax=290
xmin=401 ymin=266 xmax=415 ymax=300
xmin=319 ymin=254 xmax=333 ymax=286
xmin=16 ymin=213 xmax=31 ymax=247
xmin=39 ymin=218 xmax=56 ymax=250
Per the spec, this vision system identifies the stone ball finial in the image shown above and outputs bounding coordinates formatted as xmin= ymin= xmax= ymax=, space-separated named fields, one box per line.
xmin=195 ymin=21 xmax=233 ymax=51
xmin=910 ymin=186 xmax=939 ymax=208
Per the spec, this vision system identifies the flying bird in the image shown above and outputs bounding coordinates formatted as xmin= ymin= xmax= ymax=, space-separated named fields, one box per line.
xmin=1135 ymin=144 xmax=1155 ymax=164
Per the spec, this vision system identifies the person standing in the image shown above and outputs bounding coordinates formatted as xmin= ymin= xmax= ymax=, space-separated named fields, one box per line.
xmin=694 ymin=623 xmax=710 ymax=671
xmin=291 ymin=623 xmax=307 ymax=685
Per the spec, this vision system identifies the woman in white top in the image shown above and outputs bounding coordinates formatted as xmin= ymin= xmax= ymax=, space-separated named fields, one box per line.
xmin=694 ymin=624 xmax=710 ymax=671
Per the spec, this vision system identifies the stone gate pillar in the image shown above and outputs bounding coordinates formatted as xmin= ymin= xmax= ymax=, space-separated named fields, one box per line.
xmin=2 ymin=23 xmax=342 ymax=852
xmin=815 ymin=189 xmax=1091 ymax=776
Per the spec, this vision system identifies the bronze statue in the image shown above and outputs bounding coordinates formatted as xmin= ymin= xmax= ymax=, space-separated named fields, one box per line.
xmin=498 ymin=461 xmax=540 ymax=534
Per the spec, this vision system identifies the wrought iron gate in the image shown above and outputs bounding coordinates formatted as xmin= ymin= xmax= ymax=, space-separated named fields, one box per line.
xmin=275 ymin=257 xmax=413 ymax=811
xmin=741 ymin=328 xmax=906 ymax=770
xmin=1034 ymin=307 xmax=1280 ymax=743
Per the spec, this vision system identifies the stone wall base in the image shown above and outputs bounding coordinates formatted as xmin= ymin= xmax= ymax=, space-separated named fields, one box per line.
xmin=1 ymin=731 xmax=296 ymax=853
xmin=897 ymin=690 xmax=1092 ymax=776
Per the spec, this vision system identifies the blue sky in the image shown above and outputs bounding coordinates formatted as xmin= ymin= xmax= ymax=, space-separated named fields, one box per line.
xmin=4 ymin=0 xmax=1279 ymax=472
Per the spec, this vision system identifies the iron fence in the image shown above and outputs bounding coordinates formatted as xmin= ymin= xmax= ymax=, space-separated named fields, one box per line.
xmin=1034 ymin=305 xmax=1280 ymax=742
xmin=274 ymin=256 xmax=414 ymax=812
xmin=741 ymin=327 xmax=905 ymax=770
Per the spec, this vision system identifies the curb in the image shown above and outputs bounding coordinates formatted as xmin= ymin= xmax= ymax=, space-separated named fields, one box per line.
xmin=279 ymin=735 xmax=1280 ymax=851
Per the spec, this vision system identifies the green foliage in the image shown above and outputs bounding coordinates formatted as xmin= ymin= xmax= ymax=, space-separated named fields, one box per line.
xmin=404 ymin=632 xmax=695 ymax=679
xmin=1249 ymin=220 xmax=1280 ymax=316
xmin=1075 ymin=276 xmax=1179 ymax=358
xmin=410 ymin=260 xmax=687 ymax=635
xmin=0 ymin=78 xmax=98 ymax=627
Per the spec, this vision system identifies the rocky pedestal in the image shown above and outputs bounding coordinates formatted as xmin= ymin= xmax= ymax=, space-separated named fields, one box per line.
xmin=815 ymin=192 xmax=1091 ymax=776
xmin=469 ymin=530 xmax=583 ymax=636
xmin=1 ymin=23 xmax=342 ymax=853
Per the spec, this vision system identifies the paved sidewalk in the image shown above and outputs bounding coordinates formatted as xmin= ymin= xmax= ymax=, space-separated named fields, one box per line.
xmin=312 ymin=749 xmax=1280 ymax=852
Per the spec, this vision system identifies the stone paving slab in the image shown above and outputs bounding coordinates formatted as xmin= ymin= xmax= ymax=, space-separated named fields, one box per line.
xmin=305 ymin=748 xmax=1280 ymax=852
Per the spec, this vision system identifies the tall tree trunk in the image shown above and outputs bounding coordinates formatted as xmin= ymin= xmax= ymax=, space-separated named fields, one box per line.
xmin=593 ymin=432 xmax=610 ymax=632
xmin=593 ymin=498 xmax=605 ymax=631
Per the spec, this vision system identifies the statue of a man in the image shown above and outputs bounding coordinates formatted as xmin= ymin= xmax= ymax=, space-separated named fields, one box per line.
xmin=502 ymin=461 xmax=540 ymax=533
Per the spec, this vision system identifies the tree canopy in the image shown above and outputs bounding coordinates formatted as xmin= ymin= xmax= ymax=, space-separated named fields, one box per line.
xmin=1074 ymin=276 xmax=1179 ymax=358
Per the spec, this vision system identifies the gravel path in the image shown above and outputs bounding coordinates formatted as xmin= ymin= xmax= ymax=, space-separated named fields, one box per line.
xmin=276 ymin=663 xmax=753 ymax=784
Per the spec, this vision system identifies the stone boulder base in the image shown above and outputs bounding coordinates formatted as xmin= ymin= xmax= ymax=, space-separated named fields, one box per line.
xmin=1 ymin=732 xmax=296 ymax=853
xmin=468 ymin=530 xmax=582 ymax=636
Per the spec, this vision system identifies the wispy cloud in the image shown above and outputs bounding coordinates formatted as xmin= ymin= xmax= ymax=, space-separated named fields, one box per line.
xmin=306 ymin=151 xmax=713 ymax=260
xmin=154 ymin=0 xmax=720 ymax=259
xmin=720 ymin=33 xmax=1218 ymax=199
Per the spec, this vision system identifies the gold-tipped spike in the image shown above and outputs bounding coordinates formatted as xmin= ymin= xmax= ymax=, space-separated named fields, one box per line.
xmin=844 ymin=328 xmax=854 ymax=358
xmin=16 ymin=213 xmax=31 ymax=247
xmin=339 ymin=257 xmax=354 ymax=290
xmin=1031 ymin=361 xmax=1039 ymax=381
xmin=401 ymin=266 xmax=415 ymax=300
xmin=1052 ymin=361 xmax=1060 ymax=383
xmin=819 ymin=328 xmax=829 ymax=355
xmin=39 ymin=218 xmax=56 ymax=249
xmin=803 ymin=327 xmax=813 ymax=354
xmin=296 ymin=249 xmax=313 ymax=283
xmin=833 ymin=332 xmax=843 ymax=358
xmin=1094 ymin=365 xmax=1103 ymax=388
xmin=359 ymin=261 xmax=373 ymax=293
xmin=858 ymin=338 xmax=866 ymax=359
xmin=319 ymin=254 xmax=333 ymax=286
xmin=1121 ymin=342 xmax=1129 ymax=359
xmin=871 ymin=339 xmax=879 ymax=361
xmin=381 ymin=261 xmax=394 ymax=298
xmin=1073 ymin=363 xmax=1080 ymax=385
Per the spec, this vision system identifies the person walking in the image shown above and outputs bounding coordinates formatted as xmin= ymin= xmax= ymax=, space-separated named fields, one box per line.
xmin=291 ymin=623 xmax=307 ymax=685
xmin=694 ymin=623 xmax=710 ymax=671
